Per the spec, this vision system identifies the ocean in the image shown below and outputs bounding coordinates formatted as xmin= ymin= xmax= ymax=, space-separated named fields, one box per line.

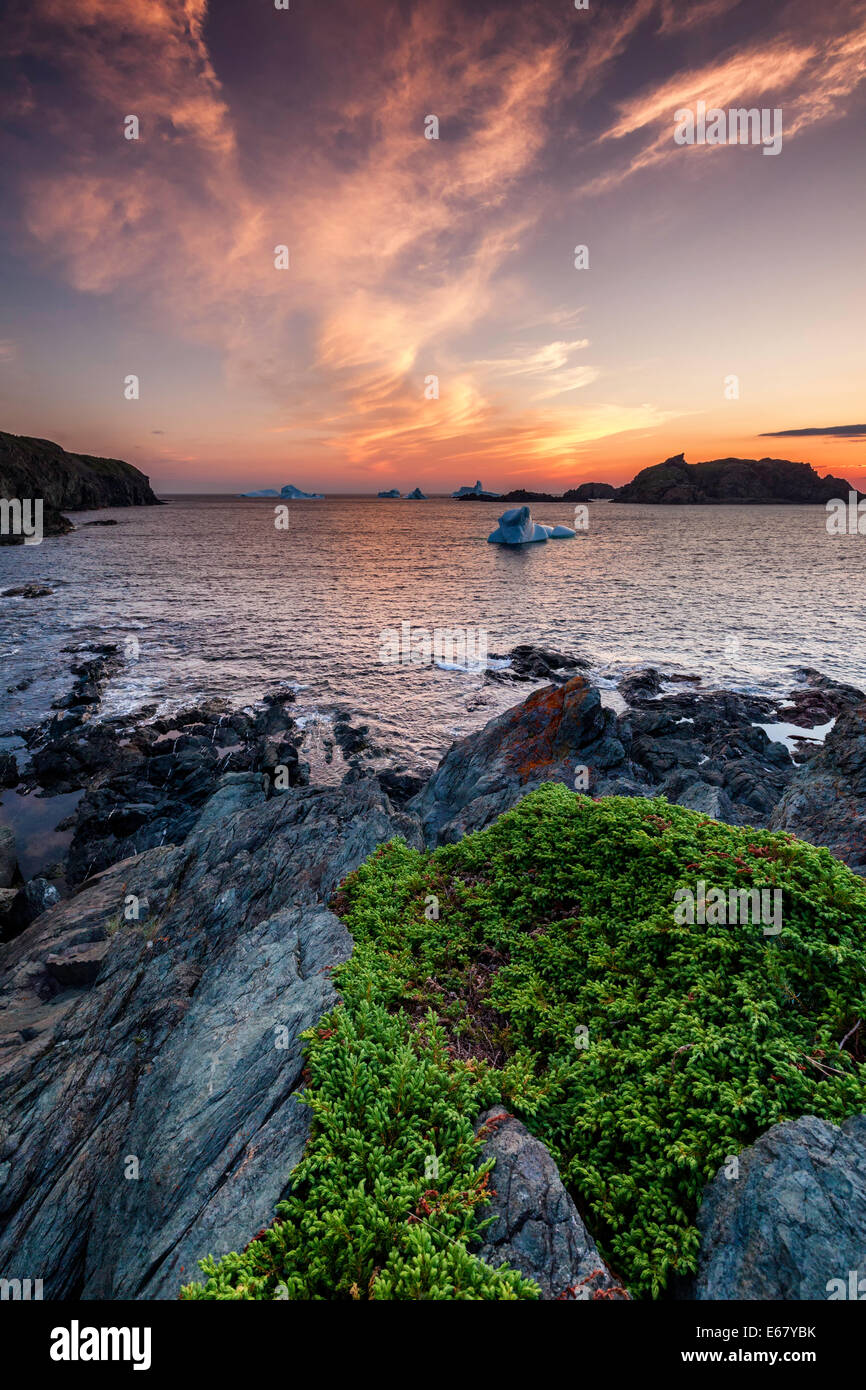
xmin=1 ymin=495 xmax=865 ymax=770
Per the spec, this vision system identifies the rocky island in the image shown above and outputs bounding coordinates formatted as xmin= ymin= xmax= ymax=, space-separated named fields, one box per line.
xmin=614 ymin=453 xmax=860 ymax=505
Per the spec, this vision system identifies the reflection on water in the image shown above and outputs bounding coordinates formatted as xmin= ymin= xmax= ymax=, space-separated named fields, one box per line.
xmin=0 ymin=496 xmax=864 ymax=767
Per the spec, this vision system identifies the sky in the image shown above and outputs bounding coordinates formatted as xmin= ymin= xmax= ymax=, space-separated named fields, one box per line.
xmin=0 ymin=0 xmax=864 ymax=494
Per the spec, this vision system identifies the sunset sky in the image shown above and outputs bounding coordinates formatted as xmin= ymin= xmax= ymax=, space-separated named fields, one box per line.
xmin=1 ymin=0 xmax=864 ymax=493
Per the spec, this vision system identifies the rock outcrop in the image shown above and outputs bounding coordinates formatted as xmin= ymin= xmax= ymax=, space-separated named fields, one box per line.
xmin=686 ymin=1115 xmax=866 ymax=1300
xmin=411 ymin=675 xmax=628 ymax=843
xmin=0 ymin=781 xmax=421 ymax=1298
xmin=563 ymin=482 xmax=615 ymax=501
xmin=770 ymin=698 xmax=866 ymax=874
xmin=0 ymin=431 xmax=160 ymax=541
xmin=613 ymin=453 xmax=858 ymax=505
xmin=474 ymin=1107 xmax=627 ymax=1299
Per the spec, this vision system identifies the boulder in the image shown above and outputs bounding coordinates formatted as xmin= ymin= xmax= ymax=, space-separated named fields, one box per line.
xmin=474 ymin=1107 xmax=627 ymax=1299
xmin=411 ymin=675 xmax=629 ymax=844
xmin=686 ymin=1115 xmax=866 ymax=1300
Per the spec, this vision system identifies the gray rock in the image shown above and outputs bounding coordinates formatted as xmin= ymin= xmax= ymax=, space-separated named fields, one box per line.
xmin=686 ymin=1114 xmax=866 ymax=1300
xmin=474 ymin=1107 xmax=627 ymax=1300
xmin=411 ymin=676 xmax=631 ymax=845
xmin=0 ymin=781 xmax=421 ymax=1299
xmin=676 ymin=782 xmax=737 ymax=822
xmin=770 ymin=701 xmax=866 ymax=874
xmin=0 ymin=826 xmax=16 ymax=888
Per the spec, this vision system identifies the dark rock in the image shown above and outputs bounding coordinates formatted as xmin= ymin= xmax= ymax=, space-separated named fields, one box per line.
xmin=1 ymin=584 xmax=52 ymax=598
xmin=0 ymin=826 xmax=17 ymax=888
xmin=770 ymin=700 xmax=866 ymax=874
xmin=0 ymin=781 xmax=422 ymax=1299
xmin=614 ymin=453 xmax=861 ymax=505
xmin=618 ymin=668 xmax=663 ymax=703
xmin=487 ymin=644 xmax=590 ymax=685
xmin=562 ymin=482 xmax=615 ymax=501
xmin=685 ymin=1114 xmax=866 ymax=1300
xmin=474 ymin=1107 xmax=627 ymax=1299
xmin=376 ymin=768 xmax=429 ymax=805
xmin=0 ymin=430 xmax=160 ymax=513
xmin=498 ymin=489 xmax=559 ymax=502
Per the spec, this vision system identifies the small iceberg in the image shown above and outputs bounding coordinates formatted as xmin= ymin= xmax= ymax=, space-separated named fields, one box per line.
xmin=406 ymin=487 xmax=427 ymax=499
xmin=377 ymin=488 xmax=401 ymax=498
xmin=453 ymin=479 xmax=500 ymax=499
xmin=487 ymin=506 xmax=576 ymax=545
xmin=241 ymin=488 xmax=280 ymax=498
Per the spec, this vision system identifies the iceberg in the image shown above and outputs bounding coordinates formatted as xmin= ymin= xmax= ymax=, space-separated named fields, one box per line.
xmin=452 ymin=479 xmax=500 ymax=499
xmin=241 ymin=483 xmax=325 ymax=499
xmin=406 ymin=487 xmax=427 ymax=499
xmin=487 ymin=506 xmax=577 ymax=545
xmin=280 ymin=483 xmax=324 ymax=499
xmin=487 ymin=505 xmax=549 ymax=545
xmin=377 ymin=488 xmax=401 ymax=498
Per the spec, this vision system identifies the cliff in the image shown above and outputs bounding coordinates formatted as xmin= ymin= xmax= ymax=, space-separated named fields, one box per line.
xmin=0 ymin=431 xmax=160 ymax=541
xmin=613 ymin=453 xmax=857 ymax=504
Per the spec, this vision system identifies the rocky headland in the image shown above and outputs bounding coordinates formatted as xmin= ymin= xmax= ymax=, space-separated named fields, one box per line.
xmin=0 ymin=431 xmax=160 ymax=542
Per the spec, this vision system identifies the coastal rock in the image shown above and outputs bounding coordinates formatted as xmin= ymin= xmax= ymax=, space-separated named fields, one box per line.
xmin=411 ymin=675 xmax=629 ymax=844
xmin=613 ymin=453 xmax=859 ymax=505
xmin=0 ymin=431 xmax=160 ymax=525
xmin=2 ymin=584 xmax=53 ymax=598
xmin=0 ymin=752 xmax=18 ymax=788
xmin=0 ymin=781 xmax=422 ymax=1299
xmin=0 ymin=826 xmax=17 ymax=888
xmin=769 ymin=699 xmax=866 ymax=873
xmin=486 ymin=643 xmax=590 ymax=684
xmin=685 ymin=1115 xmax=866 ymax=1300
xmin=563 ymin=483 xmax=615 ymax=501
xmin=474 ymin=1107 xmax=627 ymax=1300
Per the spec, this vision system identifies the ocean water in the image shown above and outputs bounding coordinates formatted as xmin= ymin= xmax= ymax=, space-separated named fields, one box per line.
xmin=1 ymin=495 xmax=865 ymax=769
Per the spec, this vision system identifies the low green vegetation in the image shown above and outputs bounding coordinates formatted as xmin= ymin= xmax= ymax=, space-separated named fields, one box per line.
xmin=182 ymin=784 xmax=866 ymax=1300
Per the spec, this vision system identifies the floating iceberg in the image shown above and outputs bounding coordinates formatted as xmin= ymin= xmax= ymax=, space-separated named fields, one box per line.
xmin=487 ymin=505 xmax=549 ymax=544
xmin=377 ymin=488 xmax=401 ymax=498
xmin=241 ymin=483 xmax=324 ymax=499
xmin=487 ymin=506 xmax=576 ymax=544
xmin=406 ymin=487 xmax=427 ymax=499
xmin=280 ymin=483 xmax=324 ymax=499
xmin=453 ymin=479 xmax=500 ymax=499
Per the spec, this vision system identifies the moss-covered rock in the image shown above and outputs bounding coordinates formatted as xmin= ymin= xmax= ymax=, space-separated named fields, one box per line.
xmin=183 ymin=785 xmax=866 ymax=1300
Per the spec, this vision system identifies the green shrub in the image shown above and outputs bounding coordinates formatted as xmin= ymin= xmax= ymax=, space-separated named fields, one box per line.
xmin=183 ymin=785 xmax=866 ymax=1299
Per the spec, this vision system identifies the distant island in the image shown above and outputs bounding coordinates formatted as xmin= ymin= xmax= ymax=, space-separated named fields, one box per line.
xmin=614 ymin=454 xmax=859 ymax=505
xmin=0 ymin=430 xmax=160 ymax=542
